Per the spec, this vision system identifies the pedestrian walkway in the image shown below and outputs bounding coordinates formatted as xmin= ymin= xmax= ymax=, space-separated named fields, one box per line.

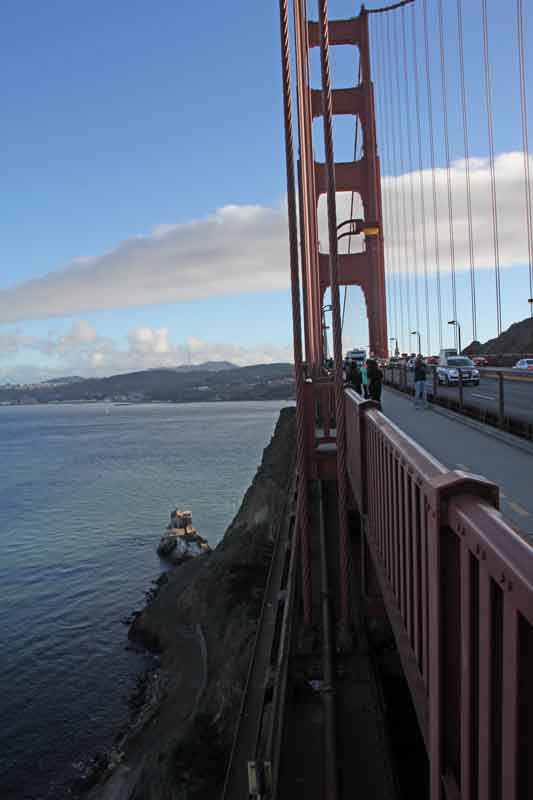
xmin=382 ymin=388 xmax=533 ymax=541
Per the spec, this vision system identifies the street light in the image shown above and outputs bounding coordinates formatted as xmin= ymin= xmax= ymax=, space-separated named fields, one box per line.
xmin=389 ymin=337 xmax=399 ymax=356
xmin=529 ymin=297 xmax=533 ymax=317
xmin=448 ymin=320 xmax=462 ymax=354
xmin=322 ymin=304 xmax=332 ymax=361
xmin=410 ymin=330 xmax=422 ymax=355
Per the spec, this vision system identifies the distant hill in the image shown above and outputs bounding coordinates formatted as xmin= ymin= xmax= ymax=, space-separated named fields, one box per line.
xmin=149 ymin=361 xmax=237 ymax=373
xmin=39 ymin=376 xmax=85 ymax=385
xmin=465 ymin=317 xmax=533 ymax=363
xmin=0 ymin=363 xmax=295 ymax=405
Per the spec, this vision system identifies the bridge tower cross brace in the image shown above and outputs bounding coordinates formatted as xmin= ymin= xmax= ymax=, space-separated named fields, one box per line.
xmin=295 ymin=5 xmax=388 ymax=363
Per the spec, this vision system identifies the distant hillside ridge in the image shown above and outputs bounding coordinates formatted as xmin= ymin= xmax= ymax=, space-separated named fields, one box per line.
xmin=464 ymin=317 xmax=533 ymax=364
xmin=0 ymin=363 xmax=295 ymax=405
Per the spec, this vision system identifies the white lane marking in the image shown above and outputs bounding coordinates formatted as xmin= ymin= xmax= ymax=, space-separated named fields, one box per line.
xmin=456 ymin=463 xmax=471 ymax=471
xmin=471 ymin=393 xmax=495 ymax=401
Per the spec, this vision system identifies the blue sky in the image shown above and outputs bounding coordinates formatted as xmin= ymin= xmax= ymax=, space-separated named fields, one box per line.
xmin=1 ymin=0 xmax=532 ymax=379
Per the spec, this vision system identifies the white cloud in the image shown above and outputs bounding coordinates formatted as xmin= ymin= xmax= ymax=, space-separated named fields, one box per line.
xmin=0 ymin=203 xmax=291 ymax=324
xmin=0 ymin=322 xmax=293 ymax=382
xmin=380 ymin=152 xmax=533 ymax=275
xmin=0 ymin=152 xmax=531 ymax=326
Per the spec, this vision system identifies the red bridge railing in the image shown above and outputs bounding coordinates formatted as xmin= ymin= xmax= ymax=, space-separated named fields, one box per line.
xmin=345 ymin=388 xmax=533 ymax=800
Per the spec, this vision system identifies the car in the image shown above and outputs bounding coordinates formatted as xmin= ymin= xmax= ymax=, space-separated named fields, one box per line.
xmin=513 ymin=358 xmax=533 ymax=371
xmin=437 ymin=356 xmax=480 ymax=386
xmin=472 ymin=356 xmax=489 ymax=367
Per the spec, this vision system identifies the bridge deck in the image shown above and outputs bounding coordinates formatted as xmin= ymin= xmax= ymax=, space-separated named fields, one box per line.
xmin=382 ymin=388 xmax=533 ymax=541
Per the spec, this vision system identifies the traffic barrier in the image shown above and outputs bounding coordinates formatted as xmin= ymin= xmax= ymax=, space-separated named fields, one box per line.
xmin=345 ymin=388 xmax=533 ymax=800
xmin=383 ymin=365 xmax=533 ymax=441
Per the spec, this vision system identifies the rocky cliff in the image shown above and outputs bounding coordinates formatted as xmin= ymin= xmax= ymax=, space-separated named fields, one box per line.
xmin=85 ymin=406 xmax=296 ymax=800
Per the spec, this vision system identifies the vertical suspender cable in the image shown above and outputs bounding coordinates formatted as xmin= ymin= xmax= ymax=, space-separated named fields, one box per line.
xmin=401 ymin=8 xmax=421 ymax=344
xmin=386 ymin=14 xmax=406 ymax=352
xmin=411 ymin=4 xmax=432 ymax=355
xmin=481 ymin=0 xmax=503 ymax=335
xmin=457 ymin=0 xmax=478 ymax=342
xmin=380 ymin=19 xmax=400 ymax=348
xmin=317 ymin=0 xmax=351 ymax=636
xmin=393 ymin=12 xmax=413 ymax=352
xmin=437 ymin=0 xmax=458 ymax=348
xmin=517 ymin=0 xmax=533 ymax=314
xmin=278 ymin=0 xmax=312 ymax=627
xmin=422 ymin=0 xmax=443 ymax=350
xmin=370 ymin=20 xmax=393 ymax=341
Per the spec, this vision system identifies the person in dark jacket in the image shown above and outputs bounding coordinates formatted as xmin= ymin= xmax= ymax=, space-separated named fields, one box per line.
xmin=367 ymin=359 xmax=383 ymax=402
xmin=413 ymin=354 xmax=428 ymax=409
xmin=346 ymin=361 xmax=363 ymax=394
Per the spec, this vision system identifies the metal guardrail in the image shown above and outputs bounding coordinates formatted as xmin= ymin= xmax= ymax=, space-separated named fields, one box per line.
xmin=345 ymin=388 xmax=533 ymax=800
xmin=383 ymin=365 xmax=533 ymax=440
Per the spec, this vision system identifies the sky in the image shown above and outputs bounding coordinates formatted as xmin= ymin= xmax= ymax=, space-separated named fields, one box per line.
xmin=1 ymin=0 xmax=532 ymax=381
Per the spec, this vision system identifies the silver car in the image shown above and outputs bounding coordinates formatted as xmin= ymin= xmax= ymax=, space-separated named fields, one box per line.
xmin=513 ymin=358 xmax=533 ymax=371
xmin=437 ymin=357 xmax=480 ymax=386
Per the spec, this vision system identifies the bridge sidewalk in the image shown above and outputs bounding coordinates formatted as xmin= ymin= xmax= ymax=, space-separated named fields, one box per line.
xmin=382 ymin=388 xmax=533 ymax=541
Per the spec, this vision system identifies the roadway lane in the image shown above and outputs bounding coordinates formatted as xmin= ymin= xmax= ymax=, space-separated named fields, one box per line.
xmin=381 ymin=388 xmax=533 ymax=541
xmin=389 ymin=370 xmax=533 ymax=425
xmin=435 ymin=374 xmax=533 ymax=425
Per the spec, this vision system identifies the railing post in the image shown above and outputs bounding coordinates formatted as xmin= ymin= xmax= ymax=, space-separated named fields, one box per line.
xmin=458 ymin=370 xmax=464 ymax=410
xmin=498 ymin=372 xmax=505 ymax=428
xmin=432 ymin=366 xmax=438 ymax=400
xmin=426 ymin=473 xmax=499 ymax=800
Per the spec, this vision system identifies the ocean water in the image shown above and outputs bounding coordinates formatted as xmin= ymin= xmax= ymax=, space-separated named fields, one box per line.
xmin=0 ymin=401 xmax=287 ymax=800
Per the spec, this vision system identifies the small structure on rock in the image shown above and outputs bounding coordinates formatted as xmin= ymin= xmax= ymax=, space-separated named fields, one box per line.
xmin=157 ymin=509 xmax=211 ymax=565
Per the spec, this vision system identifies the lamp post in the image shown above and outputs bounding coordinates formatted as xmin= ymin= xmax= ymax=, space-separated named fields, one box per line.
xmin=322 ymin=304 xmax=332 ymax=362
xmin=529 ymin=297 xmax=533 ymax=317
xmin=389 ymin=337 xmax=399 ymax=357
xmin=448 ymin=320 xmax=462 ymax=354
xmin=410 ymin=330 xmax=422 ymax=355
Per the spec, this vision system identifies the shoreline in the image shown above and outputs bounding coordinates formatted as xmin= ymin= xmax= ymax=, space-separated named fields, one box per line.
xmin=78 ymin=557 xmax=210 ymax=800
xmin=76 ymin=406 xmax=296 ymax=800
xmin=0 ymin=397 xmax=295 ymax=408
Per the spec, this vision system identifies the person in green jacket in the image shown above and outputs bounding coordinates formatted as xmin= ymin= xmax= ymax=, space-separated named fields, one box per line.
xmin=360 ymin=362 xmax=369 ymax=398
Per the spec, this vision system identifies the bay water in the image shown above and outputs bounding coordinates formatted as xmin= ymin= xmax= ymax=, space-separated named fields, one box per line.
xmin=0 ymin=401 xmax=286 ymax=799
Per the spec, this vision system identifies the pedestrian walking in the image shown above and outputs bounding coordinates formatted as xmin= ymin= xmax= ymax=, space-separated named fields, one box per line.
xmin=413 ymin=354 xmax=428 ymax=409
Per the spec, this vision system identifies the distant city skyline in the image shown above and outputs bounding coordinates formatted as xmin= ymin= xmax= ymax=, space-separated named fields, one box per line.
xmin=1 ymin=0 xmax=532 ymax=381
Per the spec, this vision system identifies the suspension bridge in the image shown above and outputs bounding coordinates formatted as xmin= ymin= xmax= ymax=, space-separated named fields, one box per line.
xmin=221 ymin=2 xmax=533 ymax=799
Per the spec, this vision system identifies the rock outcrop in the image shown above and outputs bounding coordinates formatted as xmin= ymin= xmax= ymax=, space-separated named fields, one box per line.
xmin=85 ymin=406 xmax=296 ymax=800
xmin=157 ymin=509 xmax=211 ymax=565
